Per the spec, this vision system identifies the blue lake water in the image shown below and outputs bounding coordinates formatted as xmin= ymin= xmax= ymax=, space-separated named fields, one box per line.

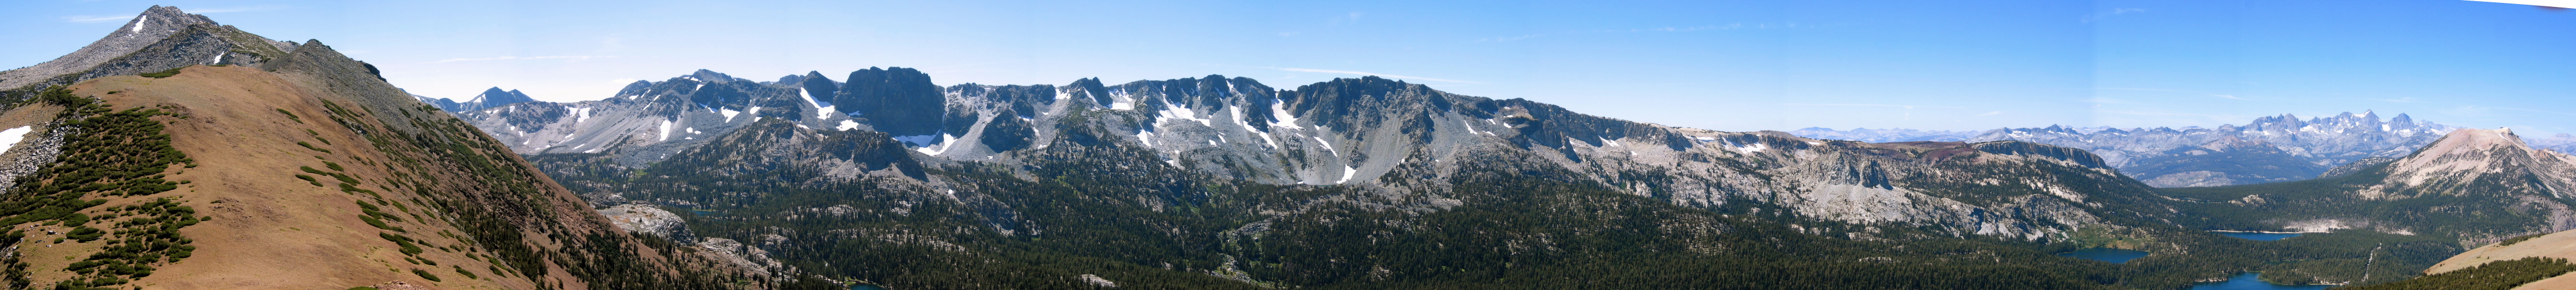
xmin=690 ymin=209 xmax=726 ymax=217
xmin=2058 ymin=248 xmax=2151 ymax=264
xmin=2216 ymin=231 xmax=2304 ymax=241
xmin=2187 ymin=272 xmax=2333 ymax=290
xmin=847 ymin=285 xmax=887 ymax=290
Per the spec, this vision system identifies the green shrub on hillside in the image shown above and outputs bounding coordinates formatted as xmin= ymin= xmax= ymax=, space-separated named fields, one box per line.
xmin=138 ymin=67 xmax=185 ymax=78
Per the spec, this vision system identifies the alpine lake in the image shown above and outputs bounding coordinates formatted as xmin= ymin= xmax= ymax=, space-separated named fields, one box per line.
xmin=2056 ymin=231 xmax=2329 ymax=289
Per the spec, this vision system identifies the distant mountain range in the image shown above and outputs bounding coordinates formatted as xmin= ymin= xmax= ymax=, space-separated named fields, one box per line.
xmin=1783 ymin=127 xmax=1981 ymax=143
xmin=1792 ymin=112 xmax=2464 ymax=187
xmin=413 ymin=86 xmax=540 ymax=112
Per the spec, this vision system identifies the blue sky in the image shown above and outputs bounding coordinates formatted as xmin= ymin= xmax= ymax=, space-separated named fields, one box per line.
xmin=5 ymin=1 xmax=2571 ymax=135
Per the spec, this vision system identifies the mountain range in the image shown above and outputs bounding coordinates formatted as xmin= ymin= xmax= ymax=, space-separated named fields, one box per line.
xmin=2 ymin=6 xmax=2572 ymax=289
xmin=416 ymin=87 xmax=543 ymax=113
xmin=1797 ymin=112 xmax=2463 ymax=187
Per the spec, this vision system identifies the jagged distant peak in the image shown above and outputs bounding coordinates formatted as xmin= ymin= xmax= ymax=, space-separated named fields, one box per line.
xmin=688 ymin=69 xmax=735 ymax=82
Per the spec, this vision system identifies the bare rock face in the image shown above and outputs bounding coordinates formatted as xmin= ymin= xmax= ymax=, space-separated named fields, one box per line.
xmin=1079 ymin=274 xmax=1120 ymax=287
xmin=838 ymin=67 xmax=944 ymax=136
xmin=600 ymin=204 xmax=695 ymax=244
xmin=698 ymin=237 xmax=793 ymax=278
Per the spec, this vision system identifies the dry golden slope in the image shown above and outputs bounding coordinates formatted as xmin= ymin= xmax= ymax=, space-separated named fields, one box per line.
xmin=2426 ymin=229 xmax=2576 ymax=290
xmin=19 ymin=65 xmax=527 ymax=288
xmin=0 ymin=47 xmax=739 ymax=289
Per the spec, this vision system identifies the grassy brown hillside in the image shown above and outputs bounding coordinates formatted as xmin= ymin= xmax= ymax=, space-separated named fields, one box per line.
xmin=0 ymin=44 xmax=742 ymax=289
xmin=2407 ymin=230 xmax=2576 ymax=289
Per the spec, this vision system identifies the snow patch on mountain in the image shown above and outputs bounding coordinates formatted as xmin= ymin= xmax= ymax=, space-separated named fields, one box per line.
xmin=0 ymin=126 xmax=30 ymax=153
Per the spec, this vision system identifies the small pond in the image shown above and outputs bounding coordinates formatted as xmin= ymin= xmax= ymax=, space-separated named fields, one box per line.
xmin=690 ymin=209 xmax=727 ymax=217
xmin=2187 ymin=272 xmax=2333 ymax=290
xmin=2058 ymin=248 xmax=2150 ymax=264
xmin=848 ymin=285 xmax=887 ymax=290
xmin=2214 ymin=231 xmax=2304 ymax=241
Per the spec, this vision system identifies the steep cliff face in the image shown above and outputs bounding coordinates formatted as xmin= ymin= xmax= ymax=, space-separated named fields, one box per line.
xmin=838 ymin=67 xmax=945 ymax=136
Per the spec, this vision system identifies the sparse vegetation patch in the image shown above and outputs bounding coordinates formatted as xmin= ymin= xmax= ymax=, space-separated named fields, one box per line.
xmin=0 ymin=88 xmax=194 ymax=289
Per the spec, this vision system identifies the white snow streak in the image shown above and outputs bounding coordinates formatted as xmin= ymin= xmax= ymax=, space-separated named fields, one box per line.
xmin=837 ymin=120 xmax=861 ymax=130
xmin=720 ymin=108 xmax=743 ymax=122
xmin=1229 ymin=105 xmax=1278 ymax=148
xmin=1314 ymin=137 xmax=1338 ymax=157
xmin=1268 ymin=99 xmax=1300 ymax=129
xmin=1336 ymin=166 xmax=1358 ymax=184
xmin=133 ymin=16 xmax=145 ymax=32
xmin=0 ymin=126 xmax=32 ymax=153
xmin=800 ymin=89 xmax=838 ymax=118
xmin=914 ymin=135 xmax=960 ymax=155
xmin=1109 ymin=90 xmax=1135 ymax=110
xmin=657 ymin=119 xmax=674 ymax=141
xmin=1158 ymin=105 xmax=1212 ymax=126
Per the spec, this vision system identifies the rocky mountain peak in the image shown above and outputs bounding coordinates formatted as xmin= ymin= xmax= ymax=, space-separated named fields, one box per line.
xmin=2 ymin=6 xmax=301 ymax=104
xmin=2370 ymin=128 xmax=2576 ymax=198
xmin=838 ymin=67 xmax=943 ymax=136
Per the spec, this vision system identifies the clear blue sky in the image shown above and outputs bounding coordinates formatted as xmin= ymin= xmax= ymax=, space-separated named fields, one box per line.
xmin=5 ymin=0 xmax=2571 ymax=135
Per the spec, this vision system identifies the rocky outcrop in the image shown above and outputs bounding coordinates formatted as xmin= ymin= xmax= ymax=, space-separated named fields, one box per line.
xmin=600 ymin=204 xmax=696 ymax=244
